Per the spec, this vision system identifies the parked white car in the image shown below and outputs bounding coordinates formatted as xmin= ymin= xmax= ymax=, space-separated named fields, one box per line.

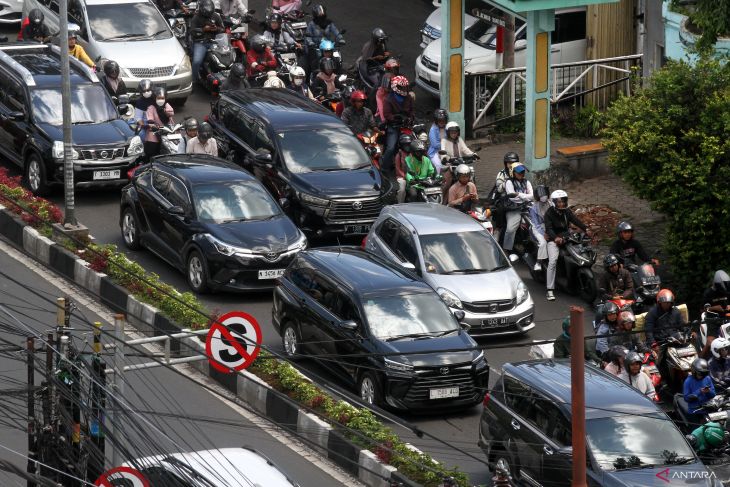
xmin=0 ymin=0 xmax=22 ymax=23
xmin=23 ymin=0 xmax=192 ymax=102
xmin=419 ymin=4 xmax=478 ymax=48
xmin=415 ymin=8 xmax=587 ymax=97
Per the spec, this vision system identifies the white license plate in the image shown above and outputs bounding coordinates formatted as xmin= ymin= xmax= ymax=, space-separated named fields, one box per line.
xmin=258 ymin=269 xmax=285 ymax=280
xmin=708 ymin=411 xmax=728 ymax=422
xmin=677 ymin=346 xmax=696 ymax=358
xmin=424 ymin=187 xmax=441 ymax=195
xmin=429 ymin=387 xmax=459 ymax=400
xmin=344 ymin=224 xmax=370 ymax=235
xmin=291 ymin=22 xmax=307 ymax=29
xmin=92 ymin=170 xmax=121 ymax=180
xmin=166 ymin=133 xmax=182 ymax=140
xmin=484 ymin=317 xmax=509 ymax=327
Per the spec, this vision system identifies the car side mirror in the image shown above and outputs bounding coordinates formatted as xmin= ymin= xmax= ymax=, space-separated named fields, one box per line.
xmin=453 ymin=309 xmax=465 ymax=321
xmin=339 ymin=320 xmax=358 ymax=331
xmin=279 ymin=197 xmax=290 ymax=210
xmin=8 ymin=111 xmax=25 ymax=121
xmin=167 ymin=206 xmax=185 ymax=216
xmin=460 ymin=322 xmax=471 ymax=332
xmin=508 ymin=254 xmax=519 ymax=263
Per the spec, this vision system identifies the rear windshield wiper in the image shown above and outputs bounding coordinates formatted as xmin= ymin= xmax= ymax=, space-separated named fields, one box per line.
xmin=104 ymin=33 xmax=149 ymax=41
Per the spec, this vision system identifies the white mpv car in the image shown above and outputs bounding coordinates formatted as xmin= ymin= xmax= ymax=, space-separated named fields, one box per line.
xmin=416 ymin=8 xmax=587 ymax=97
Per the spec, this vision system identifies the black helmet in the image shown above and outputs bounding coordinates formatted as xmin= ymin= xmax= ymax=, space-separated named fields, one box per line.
xmin=433 ymin=108 xmax=448 ymax=123
xmin=200 ymin=0 xmax=215 ymax=18
xmin=251 ymin=35 xmax=266 ymax=53
xmin=229 ymin=63 xmax=245 ymax=79
xmin=371 ymin=27 xmax=388 ymax=43
xmin=137 ymin=79 xmax=152 ymax=94
xmin=399 ymin=134 xmax=414 ymax=152
xmin=198 ymin=122 xmax=213 ymax=142
xmin=625 ymin=351 xmax=642 ymax=368
xmin=504 ymin=151 xmax=519 ymax=166
xmin=713 ymin=270 xmax=730 ymax=294
xmin=604 ymin=301 xmax=619 ymax=318
xmin=184 ymin=118 xmax=199 ymax=131
xmin=320 ymin=57 xmax=336 ymax=73
xmin=534 ymin=185 xmax=549 ymax=202
xmin=154 ymin=86 xmax=167 ymax=99
xmin=268 ymin=13 xmax=282 ymax=25
xmin=410 ymin=140 xmax=426 ymax=154
xmin=312 ymin=4 xmax=326 ymax=18
xmin=104 ymin=60 xmax=120 ymax=78
xmin=691 ymin=358 xmax=709 ymax=379
xmin=616 ymin=221 xmax=633 ymax=238
xmin=28 ymin=8 xmax=44 ymax=25
xmin=607 ymin=345 xmax=628 ymax=364
xmin=603 ymin=253 xmax=620 ymax=270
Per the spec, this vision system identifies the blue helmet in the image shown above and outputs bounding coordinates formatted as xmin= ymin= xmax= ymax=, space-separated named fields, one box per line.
xmin=319 ymin=39 xmax=335 ymax=52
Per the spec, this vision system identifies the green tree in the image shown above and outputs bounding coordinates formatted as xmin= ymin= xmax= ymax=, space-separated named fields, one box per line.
xmin=671 ymin=0 xmax=730 ymax=53
xmin=601 ymin=58 xmax=730 ymax=309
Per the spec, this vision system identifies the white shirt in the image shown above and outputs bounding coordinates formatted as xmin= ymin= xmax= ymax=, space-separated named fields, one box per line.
xmin=619 ymin=368 xmax=656 ymax=400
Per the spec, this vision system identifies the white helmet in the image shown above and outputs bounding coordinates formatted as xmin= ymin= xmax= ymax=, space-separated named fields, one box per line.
xmin=263 ymin=72 xmax=285 ymax=88
xmin=289 ymin=66 xmax=306 ymax=84
xmin=711 ymin=337 xmax=730 ymax=359
xmin=550 ymin=189 xmax=568 ymax=209
xmin=445 ymin=121 xmax=460 ymax=132
xmin=455 ymin=164 xmax=470 ymax=176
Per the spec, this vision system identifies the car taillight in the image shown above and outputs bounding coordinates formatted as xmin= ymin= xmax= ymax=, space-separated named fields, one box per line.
xmin=482 ymin=393 xmax=490 ymax=406
xmin=360 ymin=236 xmax=367 ymax=249
xmin=204 ymin=115 xmax=209 ymax=122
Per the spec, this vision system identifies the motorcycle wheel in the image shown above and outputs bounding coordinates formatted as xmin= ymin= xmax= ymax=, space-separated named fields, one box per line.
xmin=577 ymin=268 xmax=597 ymax=303
xmin=426 ymin=193 xmax=443 ymax=205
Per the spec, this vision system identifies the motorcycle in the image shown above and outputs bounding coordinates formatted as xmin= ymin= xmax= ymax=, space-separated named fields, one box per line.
xmin=198 ymin=33 xmax=236 ymax=93
xmin=699 ymin=308 xmax=730 ymax=351
xmin=356 ymin=130 xmax=382 ymax=169
xmin=150 ymin=123 xmax=185 ymax=155
xmin=627 ymin=261 xmax=662 ymax=313
xmin=225 ymin=14 xmax=255 ymax=63
xmin=468 ymin=206 xmax=493 ymax=233
xmin=658 ymin=330 xmax=699 ymax=398
xmin=406 ymin=175 xmax=444 ymax=204
xmin=112 ymin=94 xmax=135 ymax=122
xmin=439 ymin=153 xmax=480 ymax=188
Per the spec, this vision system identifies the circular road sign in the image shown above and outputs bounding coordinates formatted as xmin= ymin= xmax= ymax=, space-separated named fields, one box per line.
xmin=205 ymin=311 xmax=263 ymax=373
xmin=94 ymin=466 xmax=150 ymax=487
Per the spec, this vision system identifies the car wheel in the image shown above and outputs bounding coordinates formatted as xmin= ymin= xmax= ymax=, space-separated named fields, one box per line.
xmin=358 ymin=371 xmax=383 ymax=407
xmin=186 ymin=250 xmax=209 ymax=294
xmin=281 ymin=322 xmax=302 ymax=360
xmin=24 ymin=153 xmax=50 ymax=196
xmin=121 ymin=206 xmax=142 ymax=250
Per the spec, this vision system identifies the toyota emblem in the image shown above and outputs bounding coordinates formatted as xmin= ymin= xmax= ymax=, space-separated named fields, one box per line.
xmin=99 ymin=150 xmax=109 ymax=159
xmin=439 ymin=367 xmax=449 ymax=375
xmin=489 ymin=304 xmax=499 ymax=313
xmin=352 ymin=201 xmax=363 ymax=211
xmin=266 ymin=252 xmax=277 ymax=260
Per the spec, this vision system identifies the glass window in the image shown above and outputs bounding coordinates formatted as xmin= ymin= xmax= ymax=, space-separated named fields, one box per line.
xmin=0 ymin=77 xmax=25 ymax=113
xmin=254 ymin=123 xmax=273 ymax=152
xmin=152 ymin=171 xmax=171 ymax=197
xmin=503 ymin=376 xmax=532 ymax=418
xmin=167 ymin=178 xmax=190 ymax=209
xmin=419 ymin=231 xmax=508 ymax=275
xmin=69 ymin=0 xmax=86 ymax=32
xmin=277 ymin=129 xmax=371 ymax=173
xmin=230 ymin=111 xmax=256 ymax=147
xmin=333 ymin=293 xmax=360 ymax=323
xmin=192 ymin=181 xmax=281 ymax=223
xmin=86 ymin=3 xmax=171 ymax=42
xmin=31 ymin=86 xmax=117 ymax=125
xmin=393 ymin=228 xmax=418 ymax=266
xmin=556 ymin=11 xmax=586 ymax=44
xmin=586 ymin=415 xmax=696 ymax=471
xmin=363 ymin=293 xmax=459 ymax=340
xmin=553 ymin=415 xmax=572 ymax=446
xmin=376 ymin=219 xmax=399 ymax=249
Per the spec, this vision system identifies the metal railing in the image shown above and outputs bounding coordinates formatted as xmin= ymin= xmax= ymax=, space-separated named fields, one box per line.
xmin=467 ymin=54 xmax=642 ymax=132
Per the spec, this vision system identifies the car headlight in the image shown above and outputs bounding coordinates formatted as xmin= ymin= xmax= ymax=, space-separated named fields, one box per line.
xmin=287 ymin=232 xmax=308 ymax=252
xmin=298 ymin=192 xmax=329 ymax=207
xmin=516 ymin=281 xmax=529 ymax=305
xmin=384 ymin=357 xmax=413 ymax=373
xmin=437 ymin=288 xmax=462 ymax=309
xmin=204 ymin=234 xmax=252 ymax=257
xmin=127 ymin=136 xmax=143 ymax=156
xmin=52 ymin=141 xmax=79 ymax=160
xmin=178 ymin=55 xmax=191 ymax=74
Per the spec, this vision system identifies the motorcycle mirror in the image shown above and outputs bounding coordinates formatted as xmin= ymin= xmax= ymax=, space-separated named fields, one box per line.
xmin=452 ymin=309 xmax=465 ymax=321
xmin=508 ymin=254 xmax=519 ymax=263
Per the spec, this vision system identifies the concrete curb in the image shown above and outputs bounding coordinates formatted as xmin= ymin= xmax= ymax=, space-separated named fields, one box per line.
xmin=0 ymin=206 xmax=419 ymax=487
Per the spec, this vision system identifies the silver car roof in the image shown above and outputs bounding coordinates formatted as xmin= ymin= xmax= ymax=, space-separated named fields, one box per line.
xmin=384 ymin=203 xmax=485 ymax=236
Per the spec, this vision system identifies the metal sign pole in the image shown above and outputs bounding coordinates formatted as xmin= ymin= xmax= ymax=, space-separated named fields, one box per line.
xmin=59 ymin=0 xmax=76 ymax=226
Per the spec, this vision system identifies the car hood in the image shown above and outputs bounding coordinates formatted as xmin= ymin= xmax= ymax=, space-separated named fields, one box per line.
xmin=205 ymin=215 xmax=301 ymax=252
xmin=98 ymin=38 xmax=185 ymax=70
xmin=38 ymin=120 xmax=134 ymax=146
xmin=424 ymin=8 xmax=478 ymax=34
xmin=600 ymin=463 xmax=716 ymax=487
xmin=421 ymin=37 xmax=492 ymax=67
xmin=427 ymin=268 xmax=519 ymax=303
xmin=291 ymin=168 xmax=383 ymax=199
xmin=383 ymin=331 xmax=478 ymax=367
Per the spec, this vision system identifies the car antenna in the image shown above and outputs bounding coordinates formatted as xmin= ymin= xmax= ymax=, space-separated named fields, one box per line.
xmin=336 ymin=236 xmax=341 ymax=255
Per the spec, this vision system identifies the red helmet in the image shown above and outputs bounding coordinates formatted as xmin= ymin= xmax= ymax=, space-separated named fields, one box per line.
xmin=350 ymin=90 xmax=367 ymax=103
xmin=656 ymin=289 xmax=675 ymax=304
xmin=391 ymin=75 xmax=409 ymax=96
xmin=384 ymin=57 xmax=400 ymax=71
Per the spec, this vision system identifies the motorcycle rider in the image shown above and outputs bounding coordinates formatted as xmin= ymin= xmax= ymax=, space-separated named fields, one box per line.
xmin=219 ymin=0 xmax=249 ymax=19
xmin=263 ymin=71 xmax=286 ymax=88
xmin=528 ymin=185 xmax=551 ymax=273
xmin=381 ymin=75 xmax=414 ymax=174
xmin=490 ymin=152 xmax=519 ymax=236
xmin=599 ymin=253 xmax=634 ymax=300
xmin=645 ymin=289 xmax=686 ymax=346
xmin=609 ymin=310 xmax=650 ymax=354
xmin=603 ymin=345 xmax=628 ymax=377
xmin=502 ymin=163 xmax=533 ymax=254
xmin=287 ymin=66 xmax=315 ymax=99
xmin=595 ymin=301 xmax=620 ymax=359
xmin=544 ymin=190 xmax=591 ymax=301
xmin=99 ymin=61 xmax=127 ymax=99
xmin=621 ymin=351 xmax=657 ymax=400
xmin=262 ymin=12 xmax=298 ymax=51
xmin=21 ymin=9 xmax=51 ymax=43
xmin=447 ymin=164 xmax=478 ymax=212
xmin=682 ymin=358 xmax=716 ymax=423
xmin=340 ymin=90 xmax=377 ymax=135
xmin=688 ymin=422 xmax=728 ymax=457
xmin=359 ymin=27 xmax=390 ymax=90
xmin=246 ymin=35 xmax=277 ymax=82
xmin=318 ymin=39 xmax=342 ymax=74
xmin=144 ymin=87 xmax=175 ymax=158
xmin=221 ymin=63 xmax=247 ymax=91
xmin=405 ymin=140 xmax=436 ymax=201
xmin=67 ymin=32 xmax=94 ymax=68
xmin=376 ymin=57 xmax=400 ymax=120
xmin=609 ymin=221 xmax=659 ymax=267
xmin=312 ymin=58 xmax=342 ymax=98
xmin=177 ymin=118 xmax=198 ymax=155
xmin=701 ymin=270 xmax=730 ymax=359
xmin=305 ymin=4 xmax=344 ymax=73
xmin=190 ymin=0 xmax=224 ymax=84
xmin=427 ymin=109 xmax=448 ymax=173
xmin=709 ymin=337 xmax=730 ymax=390
xmin=440 ymin=122 xmax=476 ymax=188
xmin=186 ymin=122 xmax=218 ymax=156
xmin=272 ymin=0 xmax=302 ymax=15
xmin=553 ymin=317 xmax=602 ymax=362
xmin=134 ymin=79 xmax=155 ymax=148
xmin=394 ymin=134 xmax=414 ymax=204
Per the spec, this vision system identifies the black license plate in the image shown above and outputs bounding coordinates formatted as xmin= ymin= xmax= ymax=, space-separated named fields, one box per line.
xmin=483 ymin=317 xmax=509 ymax=327
xmin=344 ymin=224 xmax=371 ymax=235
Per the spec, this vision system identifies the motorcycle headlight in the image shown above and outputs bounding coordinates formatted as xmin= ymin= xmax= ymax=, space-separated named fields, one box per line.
xmin=437 ymin=288 xmax=462 ymax=309
xmin=298 ymin=192 xmax=329 ymax=207
xmin=127 ymin=136 xmax=143 ymax=156
xmin=287 ymin=232 xmax=308 ymax=252
xmin=52 ymin=141 xmax=78 ymax=160
xmin=178 ymin=55 xmax=191 ymax=74
xmin=204 ymin=234 xmax=252 ymax=257
xmin=384 ymin=357 xmax=413 ymax=373
xmin=516 ymin=281 xmax=529 ymax=305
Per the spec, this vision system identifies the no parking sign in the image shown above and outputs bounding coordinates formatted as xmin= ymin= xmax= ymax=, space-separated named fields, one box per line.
xmin=206 ymin=311 xmax=263 ymax=373
xmin=95 ymin=466 xmax=150 ymax=487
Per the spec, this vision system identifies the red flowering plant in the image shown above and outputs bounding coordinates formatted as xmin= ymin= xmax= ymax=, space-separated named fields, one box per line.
xmin=0 ymin=168 xmax=63 ymax=230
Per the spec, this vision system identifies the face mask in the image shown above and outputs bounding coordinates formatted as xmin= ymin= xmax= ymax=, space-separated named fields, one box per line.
xmin=293 ymin=78 xmax=303 ymax=86
xmin=143 ymin=90 xmax=152 ymax=98
xmin=539 ymin=195 xmax=548 ymax=203
xmin=156 ymin=99 xmax=165 ymax=107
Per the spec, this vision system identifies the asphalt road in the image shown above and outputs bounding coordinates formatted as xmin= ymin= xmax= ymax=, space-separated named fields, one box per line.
xmin=0 ymin=3 xmax=596 ymax=484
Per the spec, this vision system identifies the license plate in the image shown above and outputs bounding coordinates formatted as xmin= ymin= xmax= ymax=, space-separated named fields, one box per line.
xmin=429 ymin=387 xmax=459 ymax=400
xmin=93 ymin=170 xmax=121 ymax=180
xmin=708 ymin=411 xmax=728 ymax=422
xmin=344 ymin=224 xmax=370 ymax=235
xmin=676 ymin=346 xmax=696 ymax=358
xmin=258 ymin=269 xmax=285 ymax=280
xmin=291 ymin=22 xmax=307 ymax=29
xmin=642 ymin=276 xmax=660 ymax=285
xmin=166 ymin=133 xmax=182 ymax=140
xmin=424 ymin=187 xmax=441 ymax=195
xmin=484 ymin=317 xmax=509 ymax=327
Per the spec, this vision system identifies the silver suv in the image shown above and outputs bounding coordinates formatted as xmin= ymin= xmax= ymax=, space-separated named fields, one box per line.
xmin=365 ymin=203 xmax=535 ymax=336
xmin=23 ymin=0 xmax=192 ymax=101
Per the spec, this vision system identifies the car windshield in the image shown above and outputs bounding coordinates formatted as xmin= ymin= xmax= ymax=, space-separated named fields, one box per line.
xmin=465 ymin=19 xmax=498 ymax=49
xmin=87 ymin=3 xmax=172 ymax=42
xmin=419 ymin=231 xmax=508 ymax=274
xmin=31 ymin=85 xmax=117 ymax=125
xmin=277 ymin=129 xmax=371 ymax=173
xmin=363 ymin=293 xmax=459 ymax=340
xmin=586 ymin=415 xmax=696 ymax=471
xmin=192 ymin=181 xmax=281 ymax=223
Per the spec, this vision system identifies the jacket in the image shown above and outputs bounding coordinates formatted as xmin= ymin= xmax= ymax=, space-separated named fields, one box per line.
xmin=440 ymin=137 xmax=474 ymax=159
xmin=99 ymin=75 xmax=127 ymax=99
xmin=246 ymin=49 xmax=277 ymax=77
xmin=709 ymin=357 xmax=730 ymax=386
xmin=609 ymin=238 xmax=650 ymax=266
xmin=21 ymin=23 xmax=50 ymax=42
xmin=495 ymin=168 xmax=510 ymax=194
xmin=144 ymin=104 xmax=175 ymax=143
xmin=608 ymin=329 xmax=649 ymax=354
xmin=404 ymin=155 xmax=435 ymax=184
xmin=262 ymin=29 xmax=295 ymax=49
xmin=311 ymin=72 xmax=342 ymax=97
xmin=340 ymin=106 xmax=375 ymax=135
xmin=427 ymin=124 xmax=444 ymax=158
xmin=620 ymin=369 xmax=656 ymax=400
xmin=190 ymin=13 xmax=224 ymax=42
xmin=504 ymin=179 xmax=533 ymax=207
xmin=382 ymin=93 xmax=414 ymax=125
xmin=644 ymin=305 xmax=686 ymax=345
xmin=683 ymin=375 xmax=716 ymax=413
xmin=594 ymin=320 xmax=617 ymax=356
xmin=544 ymin=207 xmax=587 ymax=241
xmin=69 ymin=45 xmax=94 ymax=68
xmin=599 ymin=267 xmax=634 ymax=299
xmin=305 ymin=19 xmax=343 ymax=48
xmin=529 ymin=201 xmax=550 ymax=234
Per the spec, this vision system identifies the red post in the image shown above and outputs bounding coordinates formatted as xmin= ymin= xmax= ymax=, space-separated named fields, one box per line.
xmin=570 ymin=306 xmax=587 ymax=487
xmin=496 ymin=25 xmax=504 ymax=54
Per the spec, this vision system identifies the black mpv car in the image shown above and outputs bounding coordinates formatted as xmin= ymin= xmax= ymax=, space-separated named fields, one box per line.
xmin=208 ymin=88 xmax=391 ymax=238
xmin=120 ymin=155 xmax=307 ymax=293
xmin=479 ymin=360 xmax=717 ymax=487
xmin=0 ymin=44 xmax=142 ymax=195
xmin=273 ymin=247 xmax=489 ymax=411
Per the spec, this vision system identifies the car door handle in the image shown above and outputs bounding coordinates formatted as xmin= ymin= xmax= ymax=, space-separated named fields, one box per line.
xmin=510 ymin=419 xmax=520 ymax=430
xmin=551 ymin=47 xmax=561 ymax=52
xmin=543 ymin=444 xmax=554 ymax=455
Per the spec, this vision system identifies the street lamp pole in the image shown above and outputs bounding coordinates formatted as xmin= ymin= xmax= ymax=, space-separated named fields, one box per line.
xmin=59 ymin=0 xmax=76 ymax=226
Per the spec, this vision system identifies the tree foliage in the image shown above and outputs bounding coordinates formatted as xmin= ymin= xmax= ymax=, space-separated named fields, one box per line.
xmin=671 ymin=0 xmax=730 ymax=53
xmin=601 ymin=58 xmax=730 ymax=308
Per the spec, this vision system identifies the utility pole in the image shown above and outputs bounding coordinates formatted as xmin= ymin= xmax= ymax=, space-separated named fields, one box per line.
xmin=570 ymin=306 xmax=587 ymax=487
xmin=27 ymin=337 xmax=36 ymax=487
xmin=112 ymin=314 xmax=126 ymax=467
xmin=88 ymin=321 xmax=106 ymax=481
xmin=59 ymin=0 xmax=75 ymax=226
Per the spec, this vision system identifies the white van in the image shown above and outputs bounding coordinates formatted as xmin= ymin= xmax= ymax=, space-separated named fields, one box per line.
xmin=415 ymin=8 xmax=587 ymax=97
